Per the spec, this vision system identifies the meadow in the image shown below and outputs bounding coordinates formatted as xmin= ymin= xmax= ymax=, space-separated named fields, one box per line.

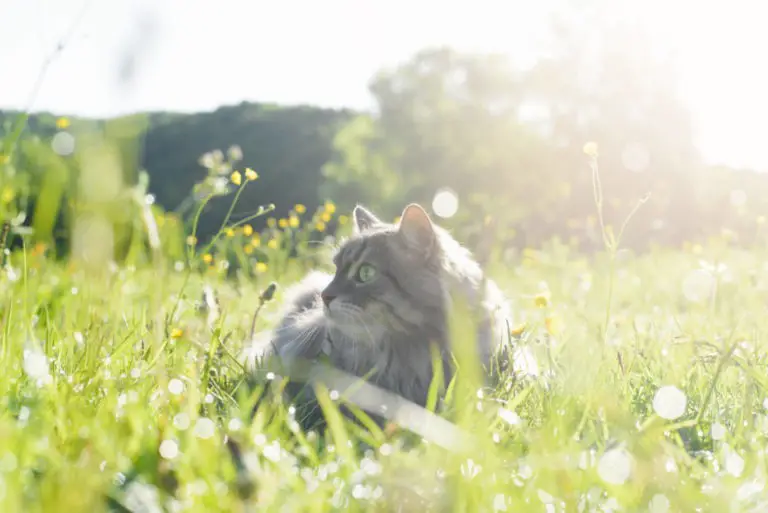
xmin=1 ymin=143 xmax=768 ymax=513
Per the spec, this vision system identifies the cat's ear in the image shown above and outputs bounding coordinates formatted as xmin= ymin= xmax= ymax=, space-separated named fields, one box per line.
xmin=353 ymin=204 xmax=382 ymax=233
xmin=398 ymin=203 xmax=436 ymax=254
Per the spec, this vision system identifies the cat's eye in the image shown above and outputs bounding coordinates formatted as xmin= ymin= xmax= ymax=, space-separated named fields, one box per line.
xmin=355 ymin=263 xmax=377 ymax=283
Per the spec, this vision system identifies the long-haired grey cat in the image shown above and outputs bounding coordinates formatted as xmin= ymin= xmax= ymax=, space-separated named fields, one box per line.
xmin=259 ymin=203 xmax=510 ymax=428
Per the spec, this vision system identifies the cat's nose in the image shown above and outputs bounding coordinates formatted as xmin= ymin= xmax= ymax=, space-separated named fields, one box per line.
xmin=321 ymin=291 xmax=336 ymax=307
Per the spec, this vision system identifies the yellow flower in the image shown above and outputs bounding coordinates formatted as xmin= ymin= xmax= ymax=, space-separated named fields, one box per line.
xmin=278 ymin=218 xmax=288 ymax=229
xmin=255 ymin=262 xmax=268 ymax=273
xmin=295 ymin=204 xmax=306 ymax=214
xmin=545 ymin=315 xmax=563 ymax=336
xmin=244 ymin=168 xmax=258 ymax=181
xmin=534 ymin=292 xmax=550 ymax=308
xmin=509 ymin=322 xmax=527 ymax=338
xmin=186 ymin=235 xmax=197 ymax=246
xmin=56 ymin=117 xmax=70 ymax=130
xmin=244 ymin=245 xmax=254 ymax=255
xmin=338 ymin=215 xmax=348 ymax=225
xmin=321 ymin=212 xmax=331 ymax=223
xmin=250 ymin=236 xmax=261 ymax=247
xmin=32 ymin=242 xmax=47 ymax=256
xmin=289 ymin=215 xmax=300 ymax=228
xmin=170 ymin=328 xmax=184 ymax=339
xmin=393 ymin=216 xmax=401 ymax=224
xmin=316 ymin=222 xmax=326 ymax=232
xmin=583 ymin=141 xmax=598 ymax=157
xmin=1 ymin=186 xmax=15 ymax=204
xmin=225 ymin=228 xmax=235 ymax=238
xmin=202 ymin=254 xmax=213 ymax=264
xmin=267 ymin=218 xmax=276 ymax=228
xmin=243 ymin=224 xmax=253 ymax=236
xmin=0 ymin=154 xmax=9 ymax=165
xmin=230 ymin=171 xmax=242 ymax=186
xmin=267 ymin=239 xmax=278 ymax=250
xmin=324 ymin=201 xmax=336 ymax=214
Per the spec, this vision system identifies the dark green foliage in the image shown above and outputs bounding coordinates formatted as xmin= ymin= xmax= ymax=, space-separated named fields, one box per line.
xmin=141 ymin=102 xmax=352 ymax=240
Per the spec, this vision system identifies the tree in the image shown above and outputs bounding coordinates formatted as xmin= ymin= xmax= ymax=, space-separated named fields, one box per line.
xmin=322 ymin=47 xmax=557 ymax=234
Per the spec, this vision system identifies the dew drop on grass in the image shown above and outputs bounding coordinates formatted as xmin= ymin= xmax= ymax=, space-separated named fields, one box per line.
xmin=653 ymin=386 xmax=687 ymax=420
xmin=711 ymin=422 xmax=726 ymax=440
xmin=649 ymin=494 xmax=670 ymax=513
xmin=682 ymin=269 xmax=715 ymax=302
xmin=173 ymin=413 xmax=190 ymax=431
xmin=0 ymin=453 xmax=17 ymax=472
xmin=23 ymin=349 xmax=49 ymax=381
xmin=597 ymin=447 xmax=632 ymax=485
xmin=159 ymin=440 xmax=178 ymax=460
xmin=194 ymin=418 xmax=215 ymax=439
xmin=665 ymin=458 xmax=678 ymax=473
xmin=518 ymin=462 xmax=533 ymax=480
xmin=493 ymin=493 xmax=507 ymax=511
xmin=329 ymin=390 xmax=340 ymax=401
xmin=228 ymin=418 xmax=243 ymax=432
xmin=725 ymin=448 xmax=745 ymax=477
xmin=167 ymin=379 xmax=184 ymax=395
xmin=498 ymin=408 xmax=521 ymax=426
xmin=263 ymin=441 xmax=282 ymax=462
xmin=352 ymin=484 xmax=370 ymax=500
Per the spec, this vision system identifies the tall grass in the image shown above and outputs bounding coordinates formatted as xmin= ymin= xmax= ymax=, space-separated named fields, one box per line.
xmin=2 ymin=119 xmax=768 ymax=512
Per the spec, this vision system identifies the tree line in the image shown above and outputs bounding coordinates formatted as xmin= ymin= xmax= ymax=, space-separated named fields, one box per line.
xmin=1 ymin=13 xmax=767 ymax=258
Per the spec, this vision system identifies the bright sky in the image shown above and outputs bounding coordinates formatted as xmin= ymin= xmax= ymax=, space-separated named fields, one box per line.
xmin=2 ymin=0 xmax=767 ymax=171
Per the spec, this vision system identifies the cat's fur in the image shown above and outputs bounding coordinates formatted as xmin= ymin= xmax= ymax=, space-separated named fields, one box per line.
xmin=260 ymin=203 xmax=510 ymax=418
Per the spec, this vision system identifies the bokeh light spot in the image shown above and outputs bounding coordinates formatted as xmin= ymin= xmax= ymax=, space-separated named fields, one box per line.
xmin=653 ymin=385 xmax=687 ymax=420
xmin=597 ymin=446 xmax=632 ymax=485
xmin=51 ymin=132 xmax=75 ymax=156
xmin=432 ymin=187 xmax=459 ymax=218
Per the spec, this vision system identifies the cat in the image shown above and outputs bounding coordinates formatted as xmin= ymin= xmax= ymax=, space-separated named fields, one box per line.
xmin=255 ymin=203 xmax=511 ymax=426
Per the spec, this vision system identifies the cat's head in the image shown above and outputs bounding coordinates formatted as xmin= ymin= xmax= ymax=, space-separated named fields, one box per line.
xmin=320 ymin=203 xmax=447 ymax=344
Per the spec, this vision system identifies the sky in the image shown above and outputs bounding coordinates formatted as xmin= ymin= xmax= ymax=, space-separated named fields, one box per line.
xmin=2 ymin=0 xmax=768 ymax=171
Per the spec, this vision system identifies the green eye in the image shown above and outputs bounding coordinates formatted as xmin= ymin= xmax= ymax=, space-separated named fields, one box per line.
xmin=355 ymin=263 xmax=377 ymax=283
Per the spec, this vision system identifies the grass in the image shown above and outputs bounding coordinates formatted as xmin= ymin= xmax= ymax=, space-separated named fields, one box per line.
xmin=1 ymin=128 xmax=767 ymax=512
xmin=2 ymin=219 xmax=768 ymax=512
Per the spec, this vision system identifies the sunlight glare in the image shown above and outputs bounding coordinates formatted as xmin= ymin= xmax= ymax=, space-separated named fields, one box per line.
xmin=432 ymin=188 xmax=459 ymax=218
